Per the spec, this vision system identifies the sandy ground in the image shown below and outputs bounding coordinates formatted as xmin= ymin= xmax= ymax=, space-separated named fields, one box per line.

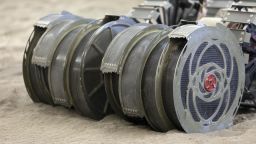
xmin=0 ymin=0 xmax=256 ymax=143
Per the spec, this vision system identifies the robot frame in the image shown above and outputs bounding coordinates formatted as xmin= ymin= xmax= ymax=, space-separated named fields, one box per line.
xmin=22 ymin=0 xmax=256 ymax=133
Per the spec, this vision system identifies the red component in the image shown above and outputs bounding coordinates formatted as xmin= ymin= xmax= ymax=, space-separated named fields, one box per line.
xmin=204 ymin=74 xmax=217 ymax=92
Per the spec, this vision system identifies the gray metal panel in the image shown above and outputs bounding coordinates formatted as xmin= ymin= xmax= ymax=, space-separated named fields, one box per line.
xmin=35 ymin=11 xmax=89 ymax=29
xmin=128 ymin=7 xmax=160 ymax=24
xmin=141 ymin=0 xmax=173 ymax=25
xmin=120 ymin=32 xmax=160 ymax=117
xmin=207 ymin=0 xmax=233 ymax=9
xmin=118 ymin=25 xmax=168 ymax=118
xmin=168 ymin=25 xmax=245 ymax=133
xmin=101 ymin=24 xmax=149 ymax=73
xmin=232 ymin=1 xmax=256 ymax=8
xmin=80 ymin=19 xmax=135 ymax=119
xmin=32 ymin=13 xmax=93 ymax=67
xmin=222 ymin=10 xmax=256 ymax=24
xmin=68 ymin=24 xmax=101 ymax=119
xmin=168 ymin=24 xmax=202 ymax=39
xmin=23 ymin=28 xmax=52 ymax=104
xmin=49 ymin=25 xmax=85 ymax=107
xmin=141 ymin=28 xmax=176 ymax=132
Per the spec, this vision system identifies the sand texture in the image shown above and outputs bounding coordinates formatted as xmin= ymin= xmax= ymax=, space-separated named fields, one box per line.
xmin=0 ymin=0 xmax=256 ymax=143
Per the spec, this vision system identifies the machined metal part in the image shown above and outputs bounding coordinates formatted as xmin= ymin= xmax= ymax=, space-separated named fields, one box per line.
xmin=128 ymin=7 xmax=160 ymax=24
xmin=33 ymin=14 xmax=94 ymax=106
xmin=206 ymin=0 xmax=256 ymax=17
xmin=141 ymin=28 xmax=176 ymax=132
xmin=162 ymin=25 xmax=245 ymax=133
xmin=141 ymin=0 xmax=174 ymax=25
xmin=128 ymin=0 xmax=203 ymax=26
xmin=70 ymin=16 xmax=136 ymax=119
xmin=32 ymin=13 xmax=93 ymax=67
xmin=23 ymin=12 xmax=81 ymax=105
xmin=68 ymin=23 xmax=101 ymax=118
xmin=23 ymin=27 xmax=50 ymax=103
xmin=101 ymin=24 xmax=149 ymax=73
xmin=221 ymin=3 xmax=256 ymax=44
xmin=206 ymin=0 xmax=233 ymax=17
xmin=220 ymin=2 xmax=256 ymax=109
xmin=101 ymin=24 xmax=149 ymax=118
xmin=130 ymin=0 xmax=174 ymax=25
xmin=223 ymin=10 xmax=256 ymax=24
xmin=162 ymin=38 xmax=188 ymax=130
xmin=22 ymin=0 xmax=256 ymax=133
xmin=119 ymin=25 xmax=168 ymax=118
xmin=35 ymin=11 xmax=84 ymax=28
xmin=49 ymin=24 xmax=89 ymax=107
xmin=103 ymin=73 xmax=123 ymax=116
xmin=101 ymin=24 xmax=156 ymax=117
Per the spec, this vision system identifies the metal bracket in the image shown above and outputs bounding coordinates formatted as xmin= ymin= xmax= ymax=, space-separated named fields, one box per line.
xmin=223 ymin=10 xmax=256 ymax=24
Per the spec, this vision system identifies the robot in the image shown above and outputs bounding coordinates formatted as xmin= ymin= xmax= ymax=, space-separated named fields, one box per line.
xmin=22 ymin=0 xmax=256 ymax=133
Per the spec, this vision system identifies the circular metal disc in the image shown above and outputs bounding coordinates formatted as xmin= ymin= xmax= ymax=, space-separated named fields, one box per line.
xmin=23 ymin=27 xmax=52 ymax=104
xmin=142 ymin=29 xmax=175 ymax=132
xmin=76 ymin=18 xmax=134 ymax=120
xmin=102 ymin=24 xmax=163 ymax=118
xmin=101 ymin=24 xmax=149 ymax=73
xmin=49 ymin=25 xmax=87 ymax=107
xmin=32 ymin=16 xmax=93 ymax=67
xmin=24 ymin=12 xmax=94 ymax=105
xmin=34 ymin=65 xmax=53 ymax=104
xmin=23 ymin=28 xmax=54 ymax=105
xmin=68 ymin=23 xmax=101 ymax=118
xmin=23 ymin=13 xmax=78 ymax=104
xmin=162 ymin=25 xmax=245 ymax=133
xmin=101 ymin=24 xmax=149 ymax=118
xmin=119 ymin=25 xmax=168 ymax=118
xmin=104 ymin=73 xmax=122 ymax=116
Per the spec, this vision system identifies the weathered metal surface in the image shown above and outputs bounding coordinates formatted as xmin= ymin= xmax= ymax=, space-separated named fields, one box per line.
xmin=22 ymin=0 xmax=256 ymax=133
xmin=32 ymin=12 xmax=93 ymax=67
xmin=49 ymin=25 xmax=87 ymax=107
xmin=23 ymin=27 xmax=52 ymax=104
xmin=119 ymin=25 xmax=167 ymax=118
xmin=223 ymin=10 xmax=256 ymax=24
xmin=67 ymin=23 xmax=101 ymax=118
xmin=142 ymin=28 xmax=175 ymax=132
xmin=163 ymin=25 xmax=245 ymax=133
xmin=101 ymin=24 xmax=149 ymax=73
xmin=78 ymin=17 xmax=136 ymax=119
